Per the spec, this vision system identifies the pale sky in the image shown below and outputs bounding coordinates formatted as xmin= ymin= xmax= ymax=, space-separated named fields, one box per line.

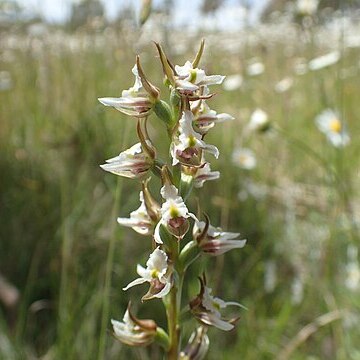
xmin=16 ymin=0 xmax=269 ymax=28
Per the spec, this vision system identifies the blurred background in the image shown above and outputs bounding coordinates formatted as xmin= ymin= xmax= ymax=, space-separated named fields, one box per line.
xmin=1 ymin=0 xmax=360 ymax=359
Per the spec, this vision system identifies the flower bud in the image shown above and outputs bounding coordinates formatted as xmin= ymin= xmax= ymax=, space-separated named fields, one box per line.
xmin=154 ymin=100 xmax=174 ymax=126
xmin=139 ymin=0 xmax=152 ymax=25
xmin=136 ymin=55 xmax=160 ymax=101
xmin=154 ymin=42 xmax=175 ymax=85
xmin=192 ymin=39 xmax=205 ymax=68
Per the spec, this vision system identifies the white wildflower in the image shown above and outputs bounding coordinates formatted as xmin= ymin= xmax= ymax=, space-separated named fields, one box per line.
xmin=315 ymin=109 xmax=350 ymax=147
xmin=232 ymin=148 xmax=257 ymax=170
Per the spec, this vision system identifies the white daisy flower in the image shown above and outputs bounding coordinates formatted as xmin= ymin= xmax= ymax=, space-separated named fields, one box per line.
xmin=308 ymin=51 xmax=340 ymax=71
xmin=232 ymin=148 xmax=257 ymax=170
xmin=247 ymin=109 xmax=269 ymax=132
xmin=315 ymin=109 xmax=350 ymax=147
xmin=296 ymin=0 xmax=319 ymax=16
xmin=246 ymin=60 xmax=265 ymax=76
xmin=222 ymin=74 xmax=243 ymax=91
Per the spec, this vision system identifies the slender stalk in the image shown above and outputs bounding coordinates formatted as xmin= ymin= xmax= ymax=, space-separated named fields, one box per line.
xmin=166 ymin=269 xmax=185 ymax=360
xmin=97 ymin=179 xmax=123 ymax=360
xmin=167 ymin=285 xmax=180 ymax=360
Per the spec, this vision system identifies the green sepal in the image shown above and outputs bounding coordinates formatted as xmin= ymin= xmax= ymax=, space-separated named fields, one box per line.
xmin=159 ymin=224 xmax=177 ymax=254
xmin=154 ymin=327 xmax=170 ymax=351
xmin=178 ymin=240 xmax=200 ymax=272
xmin=179 ymin=172 xmax=194 ymax=201
xmin=154 ymin=100 xmax=174 ymax=126
xmin=172 ymin=164 xmax=181 ymax=188
xmin=170 ymin=88 xmax=181 ymax=122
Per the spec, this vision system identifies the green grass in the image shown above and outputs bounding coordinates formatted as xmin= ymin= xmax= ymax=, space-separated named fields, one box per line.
xmin=1 ymin=22 xmax=360 ymax=359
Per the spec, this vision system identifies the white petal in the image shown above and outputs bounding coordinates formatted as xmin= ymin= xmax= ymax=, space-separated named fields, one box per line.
xmin=154 ymin=221 xmax=164 ymax=244
xmin=201 ymin=75 xmax=225 ymax=85
xmin=146 ymin=247 xmax=168 ymax=274
xmin=123 ymin=277 xmax=147 ymax=291
xmin=160 ymin=184 xmax=179 ymax=200
xmin=153 ymin=281 xmax=172 ymax=298
xmin=136 ymin=264 xmax=150 ymax=279
xmin=216 ymin=113 xmax=234 ymax=123
xmin=98 ymin=97 xmax=122 ymax=107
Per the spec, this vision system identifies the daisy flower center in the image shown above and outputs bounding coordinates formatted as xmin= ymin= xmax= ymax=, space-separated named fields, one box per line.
xmin=329 ymin=118 xmax=341 ymax=133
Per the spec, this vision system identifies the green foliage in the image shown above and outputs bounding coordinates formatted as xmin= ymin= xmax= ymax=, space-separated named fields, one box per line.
xmin=1 ymin=23 xmax=360 ymax=359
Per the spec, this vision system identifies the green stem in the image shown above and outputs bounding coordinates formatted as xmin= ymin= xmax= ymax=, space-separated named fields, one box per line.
xmin=167 ymin=285 xmax=180 ymax=360
xmin=97 ymin=178 xmax=122 ymax=360
xmin=166 ymin=257 xmax=185 ymax=359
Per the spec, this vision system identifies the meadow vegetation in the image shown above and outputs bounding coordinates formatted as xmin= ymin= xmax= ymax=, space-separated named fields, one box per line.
xmin=1 ymin=10 xmax=360 ymax=359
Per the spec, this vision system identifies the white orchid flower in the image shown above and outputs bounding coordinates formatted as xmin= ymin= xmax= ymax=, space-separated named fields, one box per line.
xmin=191 ymin=101 xmax=234 ymax=135
xmin=111 ymin=304 xmax=157 ymax=346
xmin=123 ymin=247 xmax=172 ymax=300
xmin=117 ymin=191 xmax=152 ymax=235
xmin=308 ymin=51 xmax=340 ymax=71
xmin=174 ymin=61 xmax=225 ymax=95
xmin=222 ymin=74 xmax=243 ymax=91
xmin=100 ymin=141 xmax=154 ymax=179
xmin=296 ymin=0 xmax=319 ymax=16
xmin=246 ymin=61 xmax=265 ymax=76
xmin=154 ymin=184 xmax=190 ymax=244
xmin=315 ymin=109 xmax=350 ymax=148
xmin=232 ymin=148 xmax=257 ymax=170
xmin=193 ymin=216 xmax=246 ymax=256
xmin=190 ymin=276 xmax=245 ymax=331
xmin=274 ymin=77 xmax=293 ymax=93
xmin=170 ymin=111 xmax=219 ymax=166
xmin=247 ymin=109 xmax=269 ymax=133
xmin=193 ymin=162 xmax=220 ymax=188
xmin=98 ymin=64 xmax=153 ymax=117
